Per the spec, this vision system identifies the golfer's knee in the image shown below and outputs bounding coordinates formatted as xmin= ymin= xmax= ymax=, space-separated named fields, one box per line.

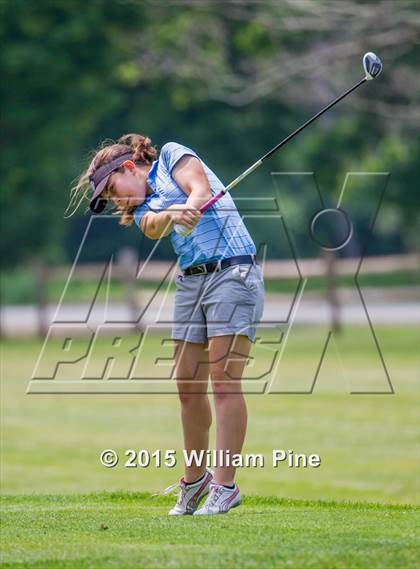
xmin=211 ymin=370 xmax=242 ymax=404
xmin=177 ymin=387 xmax=207 ymax=406
xmin=178 ymin=391 xmax=193 ymax=405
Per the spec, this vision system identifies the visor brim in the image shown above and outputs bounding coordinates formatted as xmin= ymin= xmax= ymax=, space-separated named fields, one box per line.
xmin=89 ymin=177 xmax=110 ymax=213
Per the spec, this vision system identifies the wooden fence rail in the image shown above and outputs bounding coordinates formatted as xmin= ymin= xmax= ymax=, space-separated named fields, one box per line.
xmin=1 ymin=253 xmax=417 ymax=338
xmin=47 ymin=253 xmax=418 ymax=281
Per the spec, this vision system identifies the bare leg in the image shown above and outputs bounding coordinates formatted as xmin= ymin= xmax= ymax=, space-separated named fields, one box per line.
xmin=208 ymin=335 xmax=251 ymax=486
xmin=175 ymin=340 xmax=211 ymax=483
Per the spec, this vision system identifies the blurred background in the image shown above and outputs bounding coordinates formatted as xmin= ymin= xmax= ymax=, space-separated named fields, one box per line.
xmin=1 ymin=0 xmax=418 ymax=313
xmin=1 ymin=0 xmax=418 ymax=502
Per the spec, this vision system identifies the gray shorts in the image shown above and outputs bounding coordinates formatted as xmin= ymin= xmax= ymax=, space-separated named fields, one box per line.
xmin=172 ymin=263 xmax=265 ymax=344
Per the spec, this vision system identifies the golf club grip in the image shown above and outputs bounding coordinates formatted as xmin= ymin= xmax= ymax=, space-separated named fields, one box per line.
xmin=173 ymin=191 xmax=225 ymax=235
xmin=200 ymin=190 xmax=225 ymax=213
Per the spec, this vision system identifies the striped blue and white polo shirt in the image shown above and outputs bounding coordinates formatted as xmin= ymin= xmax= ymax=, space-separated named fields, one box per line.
xmin=134 ymin=142 xmax=256 ymax=270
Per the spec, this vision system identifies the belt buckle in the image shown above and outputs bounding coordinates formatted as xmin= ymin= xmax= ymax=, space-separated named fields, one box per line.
xmin=194 ymin=264 xmax=207 ymax=275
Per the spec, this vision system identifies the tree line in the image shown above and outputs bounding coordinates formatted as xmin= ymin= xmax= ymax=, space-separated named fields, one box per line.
xmin=1 ymin=0 xmax=417 ymax=268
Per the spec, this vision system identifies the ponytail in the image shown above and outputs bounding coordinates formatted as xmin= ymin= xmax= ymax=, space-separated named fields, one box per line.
xmin=117 ymin=133 xmax=157 ymax=164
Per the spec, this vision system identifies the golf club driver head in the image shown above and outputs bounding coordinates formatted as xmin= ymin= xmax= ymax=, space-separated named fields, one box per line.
xmin=363 ymin=52 xmax=383 ymax=80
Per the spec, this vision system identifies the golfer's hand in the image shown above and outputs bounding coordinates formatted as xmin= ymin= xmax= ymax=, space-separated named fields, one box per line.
xmin=168 ymin=204 xmax=201 ymax=231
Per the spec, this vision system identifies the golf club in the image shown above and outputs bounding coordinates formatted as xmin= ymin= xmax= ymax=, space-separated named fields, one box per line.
xmin=174 ymin=52 xmax=382 ymax=236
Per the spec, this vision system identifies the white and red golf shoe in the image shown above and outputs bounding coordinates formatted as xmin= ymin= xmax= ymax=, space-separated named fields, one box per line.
xmin=193 ymin=481 xmax=241 ymax=516
xmin=168 ymin=469 xmax=213 ymax=516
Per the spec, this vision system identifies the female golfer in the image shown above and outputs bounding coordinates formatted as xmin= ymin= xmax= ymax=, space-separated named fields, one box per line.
xmin=69 ymin=134 xmax=264 ymax=515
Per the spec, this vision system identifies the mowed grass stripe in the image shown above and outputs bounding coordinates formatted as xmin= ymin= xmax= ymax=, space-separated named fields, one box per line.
xmin=1 ymin=493 xmax=419 ymax=569
xmin=2 ymin=491 xmax=419 ymax=509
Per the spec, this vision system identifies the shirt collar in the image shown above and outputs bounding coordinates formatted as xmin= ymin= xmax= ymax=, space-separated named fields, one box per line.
xmin=146 ymin=159 xmax=159 ymax=193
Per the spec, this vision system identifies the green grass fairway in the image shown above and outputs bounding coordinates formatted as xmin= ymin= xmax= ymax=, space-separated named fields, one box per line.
xmin=1 ymin=493 xmax=418 ymax=569
xmin=1 ymin=325 xmax=419 ymax=568
xmin=2 ymin=326 xmax=418 ymax=503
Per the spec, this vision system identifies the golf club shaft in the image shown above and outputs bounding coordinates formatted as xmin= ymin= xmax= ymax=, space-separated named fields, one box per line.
xmin=200 ymin=76 xmax=367 ymax=214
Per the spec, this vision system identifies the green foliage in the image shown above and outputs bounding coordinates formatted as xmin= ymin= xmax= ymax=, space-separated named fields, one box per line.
xmin=0 ymin=0 xmax=143 ymax=267
xmin=1 ymin=1 xmax=418 ymax=268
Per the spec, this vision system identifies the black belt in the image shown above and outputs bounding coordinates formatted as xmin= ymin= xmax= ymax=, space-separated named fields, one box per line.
xmin=183 ymin=255 xmax=256 ymax=276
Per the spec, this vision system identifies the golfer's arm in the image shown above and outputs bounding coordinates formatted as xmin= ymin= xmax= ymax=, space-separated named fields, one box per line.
xmin=172 ymin=155 xmax=212 ymax=208
xmin=140 ymin=211 xmax=173 ymax=240
xmin=140 ymin=155 xmax=211 ymax=239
